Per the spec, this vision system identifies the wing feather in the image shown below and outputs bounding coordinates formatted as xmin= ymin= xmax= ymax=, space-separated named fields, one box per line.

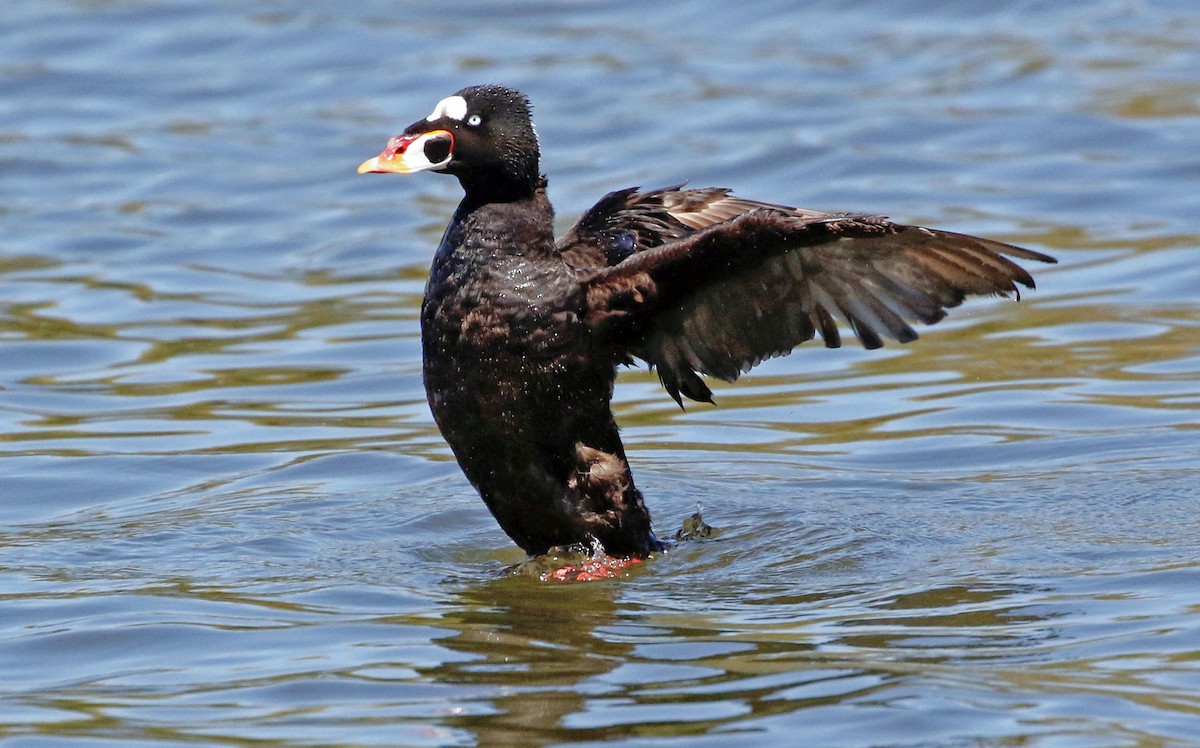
xmin=566 ymin=186 xmax=1055 ymax=406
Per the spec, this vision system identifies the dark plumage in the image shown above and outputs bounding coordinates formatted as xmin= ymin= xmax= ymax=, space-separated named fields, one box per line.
xmin=359 ymin=84 xmax=1056 ymax=559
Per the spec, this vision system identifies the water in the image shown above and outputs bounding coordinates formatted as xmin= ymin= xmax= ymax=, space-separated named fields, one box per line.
xmin=3 ymin=0 xmax=1199 ymax=745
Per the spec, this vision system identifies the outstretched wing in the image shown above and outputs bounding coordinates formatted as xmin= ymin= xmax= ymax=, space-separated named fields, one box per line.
xmin=558 ymin=184 xmax=832 ymax=269
xmin=570 ymin=189 xmax=1056 ymax=405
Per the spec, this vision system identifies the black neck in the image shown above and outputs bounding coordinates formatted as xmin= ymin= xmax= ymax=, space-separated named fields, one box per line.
xmin=458 ymin=172 xmax=545 ymax=208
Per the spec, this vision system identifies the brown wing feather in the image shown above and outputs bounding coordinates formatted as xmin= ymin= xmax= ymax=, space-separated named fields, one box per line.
xmin=578 ymin=198 xmax=1055 ymax=406
xmin=558 ymin=184 xmax=832 ymax=269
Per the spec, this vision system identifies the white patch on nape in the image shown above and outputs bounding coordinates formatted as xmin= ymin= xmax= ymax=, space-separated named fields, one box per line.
xmin=426 ymin=95 xmax=468 ymax=122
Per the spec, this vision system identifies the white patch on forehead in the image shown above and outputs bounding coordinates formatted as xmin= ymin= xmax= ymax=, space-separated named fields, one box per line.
xmin=426 ymin=95 xmax=468 ymax=122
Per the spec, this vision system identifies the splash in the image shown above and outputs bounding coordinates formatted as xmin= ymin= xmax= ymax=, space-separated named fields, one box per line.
xmin=674 ymin=508 xmax=717 ymax=541
xmin=508 ymin=511 xmax=721 ymax=582
xmin=511 ymin=537 xmax=646 ymax=582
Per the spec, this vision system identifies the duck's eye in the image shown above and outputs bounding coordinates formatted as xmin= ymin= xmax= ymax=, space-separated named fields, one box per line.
xmin=466 ymin=114 xmax=482 ymax=127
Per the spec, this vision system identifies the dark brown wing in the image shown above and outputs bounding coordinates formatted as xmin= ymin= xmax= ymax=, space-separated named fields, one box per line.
xmin=575 ymin=197 xmax=1056 ymax=406
xmin=558 ymin=184 xmax=832 ymax=270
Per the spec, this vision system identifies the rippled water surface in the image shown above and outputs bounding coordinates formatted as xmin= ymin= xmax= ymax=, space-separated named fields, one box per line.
xmin=3 ymin=1 xmax=1199 ymax=745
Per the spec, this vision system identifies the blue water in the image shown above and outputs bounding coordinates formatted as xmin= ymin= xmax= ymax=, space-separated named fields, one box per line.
xmin=3 ymin=1 xmax=1200 ymax=745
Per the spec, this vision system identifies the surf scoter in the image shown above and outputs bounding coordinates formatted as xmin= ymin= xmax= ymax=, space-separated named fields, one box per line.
xmin=358 ymin=84 xmax=1055 ymax=560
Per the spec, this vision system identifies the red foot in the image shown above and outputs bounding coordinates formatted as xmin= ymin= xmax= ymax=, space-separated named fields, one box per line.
xmin=544 ymin=555 xmax=643 ymax=582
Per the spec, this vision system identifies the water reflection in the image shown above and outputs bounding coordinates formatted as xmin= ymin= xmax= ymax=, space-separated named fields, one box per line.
xmin=426 ymin=571 xmax=1076 ymax=744
xmin=435 ymin=577 xmax=629 ymax=743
